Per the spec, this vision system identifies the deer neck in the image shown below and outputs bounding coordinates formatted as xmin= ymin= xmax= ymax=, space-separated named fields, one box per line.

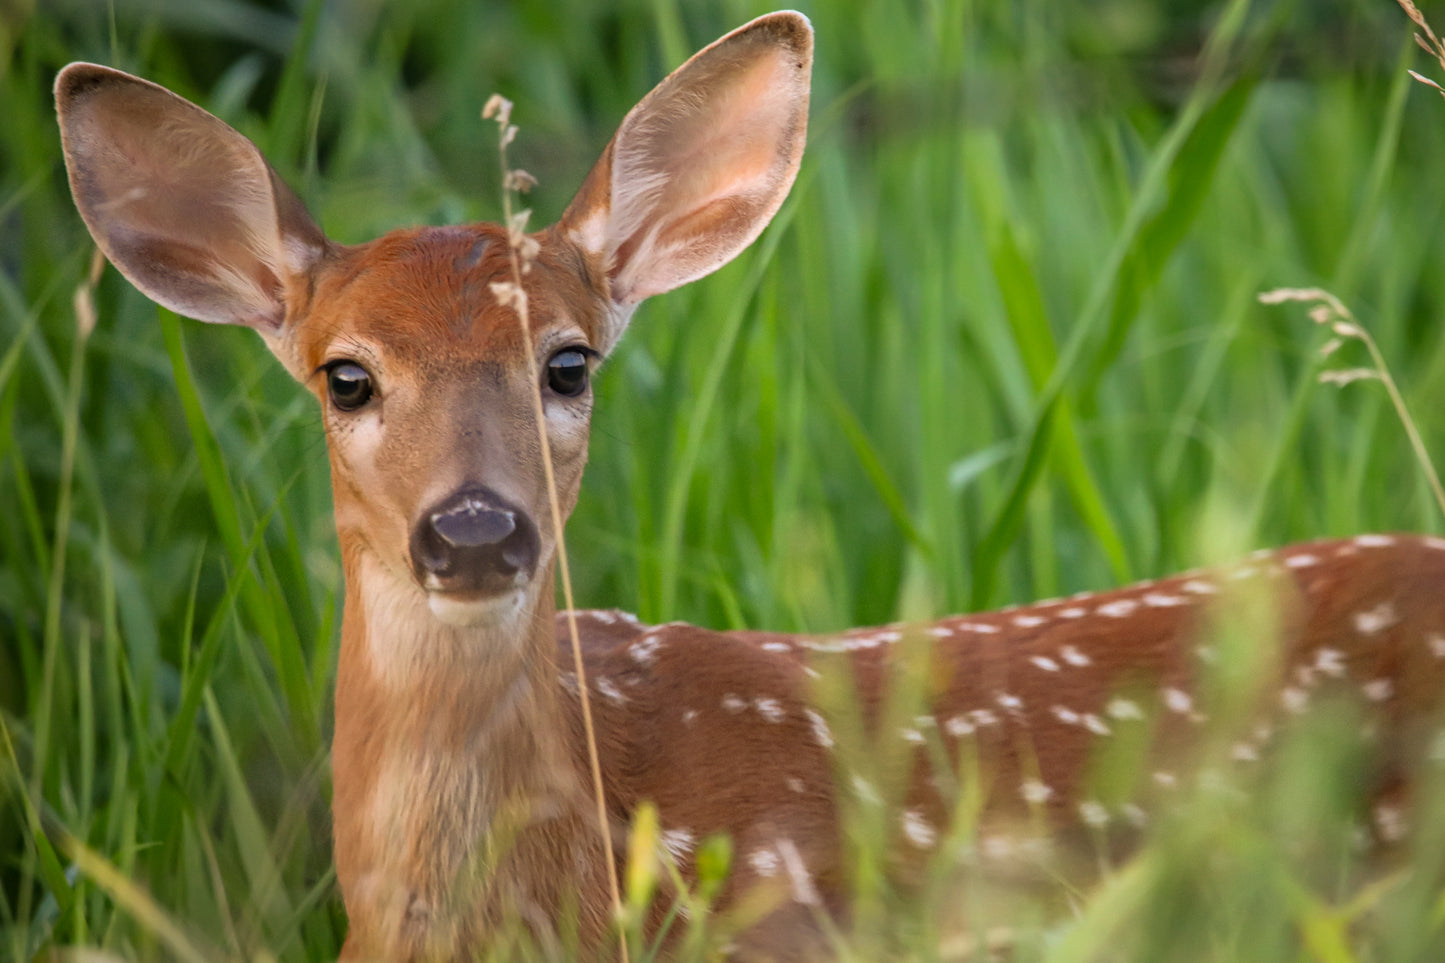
xmin=331 ymin=545 xmax=598 ymax=957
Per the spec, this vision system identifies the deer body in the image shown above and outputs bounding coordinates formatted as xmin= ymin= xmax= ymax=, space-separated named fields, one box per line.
xmin=55 ymin=11 xmax=1445 ymax=961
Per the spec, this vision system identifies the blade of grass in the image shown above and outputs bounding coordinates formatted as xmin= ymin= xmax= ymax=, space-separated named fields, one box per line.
xmin=971 ymin=0 xmax=1262 ymax=607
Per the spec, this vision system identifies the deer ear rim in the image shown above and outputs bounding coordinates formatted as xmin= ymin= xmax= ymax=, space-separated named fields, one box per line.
xmin=558 ymin=11 xmax=813 ymax=323
xmin=55 ymin=62 xmax=329 ymax=333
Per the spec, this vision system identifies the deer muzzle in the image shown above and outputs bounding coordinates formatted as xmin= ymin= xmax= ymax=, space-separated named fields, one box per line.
xmin=409 ymin=487 xmax=541 ymax=619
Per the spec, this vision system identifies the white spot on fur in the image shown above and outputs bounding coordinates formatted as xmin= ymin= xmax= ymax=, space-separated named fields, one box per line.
xmin=1284 ymin=553 xmax=1319 ymax=569
xmin=1031 ymin=655 xmax=1061 ymax=672
xmin=1424 ymin=536 xmax=1445 ymax=551
xmin=629 ymin=634 xmax=663 ymax=666
xmin=661 ymin=828 xmax=695 ymax=862
xmin=1374 ymin=803 xmax=1408 ymax=842
xmin=1281 ymin=686 xmax=1309 ymax=714
xmin=1051 ymin=705 xmax=1080 ymax=725
xmin=1020 ymin=779 xmax=1054 ymax=804
xmin=1153 ymin=771 xmax=1178 ymax=789
xmin=722 ymin=693 xmax=747 ymax=714
xmin=1060 ymin=645 xmax=1092 ymax=666
xmin=755 ymin=697 xmax=786 ymax=723
xmin=1143 ymin=592 xmax=1187 ymax=608
xmin=596 ymin=677 xmax=626 ymax=705
xmin=1231 ymin=742 xmax=1260 ymax=762
xmin=1353 ymin=602 xmax=1399 ymax=636
xmin=1432 ymin=634 xmax=1445 ymax=659
xmin=762 ymin=640 xmax=792 ymax=654
xmin=1314 ymin=648 xmax=1347 ymax=677
xmin=927 ymin=624 xmax=954 ymax=638
xmin=944 ymin=715 xmax=975 ymax=738
xmin=1182 ymin=579 xmax=1218 ymax=595
xmin=1363 ymin=678 xmax=1394 ymax=702
xmin=1163 ymin=688 xmax=1193 ymax=715
xmin=1098 ymin=599 xmax=1138 ymax=618
xmin=900 ymin=726 xmax=924 ymax=744
xmin=1079 ymin=800 xmax=1109 ymax=827
xmin=1014 ymin=614 xmax=1047 ymax=628
xmin=748 ymin=847 xmax=780 ymax=877
xmin=997 ymin=693 xmax=1024 ymax=712
xmin=1107 ymin=697 xmax=1145 ymax=720
xmin=1082 ymin=714 xmax=1111 ymax=736
xmin=1354 ymin=534 xmax=1396 ymax=548
xmin=1060 ymin=607 xmax=1087 ymax=619
xmin=901 ymin=810 xmax=937 ymax=848
xmin=682 ymin=709 xmax=698 ymax=726
xmin=805 ymin=709 xmax=834 ymax=748
xmin=1123 ymin=804 xmax=1149 ymax=827
xmin=786 ymin=776 xmax=806 ymax=793
xmin=959 ymin=622 xmax=1000 ymax=634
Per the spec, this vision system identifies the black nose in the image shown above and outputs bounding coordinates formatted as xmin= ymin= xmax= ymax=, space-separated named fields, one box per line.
xmin=410 ymin=487 xmax=540 ymax=595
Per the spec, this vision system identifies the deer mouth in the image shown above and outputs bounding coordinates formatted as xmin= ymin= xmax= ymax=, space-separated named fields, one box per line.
xmin=424 ymin=586 xmax=529 ymax=628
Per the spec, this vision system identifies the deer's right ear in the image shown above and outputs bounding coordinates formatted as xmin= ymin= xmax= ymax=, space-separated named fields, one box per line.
xmin=55 ymin=63 xmax=327 ymax=333
xmin=557 ymin=11 xmax=812 ymax=355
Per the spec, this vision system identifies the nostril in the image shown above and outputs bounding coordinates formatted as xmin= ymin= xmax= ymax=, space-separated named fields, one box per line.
xmin=433 ymin=504 xmax=516 ymax=548
xmin=499 ymin=527 xmax=537 ymax=573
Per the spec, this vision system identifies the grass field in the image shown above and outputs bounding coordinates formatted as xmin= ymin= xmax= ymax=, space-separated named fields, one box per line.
xmin=6 ymin=0 xmax=1445 ymax=959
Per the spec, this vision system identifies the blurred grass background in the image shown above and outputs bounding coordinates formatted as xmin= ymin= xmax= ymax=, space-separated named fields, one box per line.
xmin=5 ymin=0 xmax=1445 ymax=959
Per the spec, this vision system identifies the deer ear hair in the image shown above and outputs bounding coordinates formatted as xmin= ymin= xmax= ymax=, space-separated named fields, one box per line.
xmin=56 ymin=62 xmax=328 ymax=333
xmin=558 ymin=11 xmax=812 ymax=353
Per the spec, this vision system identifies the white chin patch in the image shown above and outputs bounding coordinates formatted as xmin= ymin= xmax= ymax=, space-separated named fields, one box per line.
xmin=427 ymin=590 xmax=525 ymax=628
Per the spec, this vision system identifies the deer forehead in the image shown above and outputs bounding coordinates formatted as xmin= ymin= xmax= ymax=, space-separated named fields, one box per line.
xmin=295 ymin=224 xmax=608 ymax=375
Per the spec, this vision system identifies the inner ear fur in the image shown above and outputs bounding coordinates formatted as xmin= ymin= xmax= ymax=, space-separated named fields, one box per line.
xmin=558 ymin=11 xmax=813 ymax=349
xmin=56 ymin=63 xmax=327 ymax=332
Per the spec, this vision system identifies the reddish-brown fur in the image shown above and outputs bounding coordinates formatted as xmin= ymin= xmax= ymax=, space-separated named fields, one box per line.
xmin=55 ymin=12 xmax=1445 ymax=962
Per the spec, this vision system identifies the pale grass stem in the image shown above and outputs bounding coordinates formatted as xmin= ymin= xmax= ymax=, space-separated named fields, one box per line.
xmin=482 ymin=94 xmax=629 ymax=961
xmin=1258 ymin=287 xmax=1445 ymax=519
xmin=62 ymin=835 xmax=213 ymax=963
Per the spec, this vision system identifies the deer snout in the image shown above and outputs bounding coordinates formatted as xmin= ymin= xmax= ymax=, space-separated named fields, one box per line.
xmin=409 ymin=487 xmax=541 ymax=601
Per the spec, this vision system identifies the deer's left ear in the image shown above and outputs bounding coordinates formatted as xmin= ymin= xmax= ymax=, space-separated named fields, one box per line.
xmin=557 ymin=11 xmax=813 ymax=354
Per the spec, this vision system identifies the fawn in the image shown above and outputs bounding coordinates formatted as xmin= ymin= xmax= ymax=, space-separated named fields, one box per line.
xmin=57 ymin=10 xmax=1445 ymax=961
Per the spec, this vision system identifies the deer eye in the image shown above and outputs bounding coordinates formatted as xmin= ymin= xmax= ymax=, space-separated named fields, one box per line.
xmin=326 ymin=361 xmax=374 ymax=411
xmin=546 ymin=349 xmax=590 ymax=397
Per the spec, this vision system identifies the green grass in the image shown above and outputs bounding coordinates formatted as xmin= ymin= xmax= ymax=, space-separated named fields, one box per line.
xmin=6 ymin=0 xmax=1445 ymax=959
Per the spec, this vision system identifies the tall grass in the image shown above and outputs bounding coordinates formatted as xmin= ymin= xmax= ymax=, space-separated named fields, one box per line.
xmin=5 ymin=0 xmax=1445 ymax=959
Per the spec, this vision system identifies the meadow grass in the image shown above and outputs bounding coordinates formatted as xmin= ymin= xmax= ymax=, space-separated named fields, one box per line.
xmin=5 ymin=0 xmax=1445 ymax=959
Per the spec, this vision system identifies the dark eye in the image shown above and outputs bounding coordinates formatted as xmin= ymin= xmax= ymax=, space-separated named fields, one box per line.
xmin=326 ymin=361 xmax=374 ymax=411
xmin=546 ymin=349 xmax=590 ymax=397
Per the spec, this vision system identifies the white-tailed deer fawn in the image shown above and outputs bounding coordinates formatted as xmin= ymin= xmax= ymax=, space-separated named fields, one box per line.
xmin=56 ymin=10 xmax=1445 ymax=961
